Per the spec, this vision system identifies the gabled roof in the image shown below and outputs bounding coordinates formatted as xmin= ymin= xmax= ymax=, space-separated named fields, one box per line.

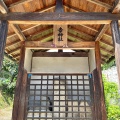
xmin=1 ymin=0 xmax=120 ymax=63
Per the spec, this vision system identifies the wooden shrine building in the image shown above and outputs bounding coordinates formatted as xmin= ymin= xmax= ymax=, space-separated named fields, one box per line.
xmin=0 ymin=0 xmax=120 ymax=120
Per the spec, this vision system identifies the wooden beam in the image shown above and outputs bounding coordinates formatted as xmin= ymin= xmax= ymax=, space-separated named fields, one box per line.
xmin=0 ymin=20 xmax=8 ymax=70
xmin=86 ymin=0 xmax=112 ymax=9
xmin=0 ymin=0 xmax=8 ymax=14
xmin=111 ymin=20 xmax=120 ymax=87
xmin=10 ymin=24 xmax=26 ymax=41
xmin=33 ymin=52 xmax=88 ymax=57
xmin=1 ymin=12 xmax=120 ymax=24
xmin=25 ymin=41 xmax=95 ymax=49
xmin=7 ymin=24 xmax=41 ymax=39
xmin=55 ymin=0 xmax=64 ymax=13
xmin=95 ymin=24 xmax=109 ymax=41
xmin=95 ymin=41 xmax=107 ymax=120
xmin=0 ymin=0 xmax=26 ymax=42
xmin=94 ymin=0 xmax=120 ymax=42
xmin=12 ymin=42 xmax=25 ymax=120
xmin=9 ymin=0 xmax=33 ymax=9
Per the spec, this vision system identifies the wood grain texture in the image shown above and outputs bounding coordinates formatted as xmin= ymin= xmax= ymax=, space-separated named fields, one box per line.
xmin=95 ymin=41 xmax=107 ymax=120
xmin=25 ymin=41 xmax=95 ymax=49
xmin=17 ymin=69 xmax=27 ymax=120
xmin=53 ymin=25 xmax=67 ymax=47
xmin=111 ymin=20 xmax=120 ymax=86
xmin=1 ymin=12 xmax=120 ymax=24
xmin=86 ymin=0 xmax=112 ymax=9
xmin=0 ymin=20 xmax=8 ymax=70
xmin=12 ymin=42 xmax=25 ymax=120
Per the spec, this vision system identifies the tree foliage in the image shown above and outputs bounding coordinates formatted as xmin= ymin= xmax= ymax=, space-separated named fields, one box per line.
xmin=103 ymin=74 xmax=120 ymax=120
xmin=0 ymin=59 xmax=18 ymax=99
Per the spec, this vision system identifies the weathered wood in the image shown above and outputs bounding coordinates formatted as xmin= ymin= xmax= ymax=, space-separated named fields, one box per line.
xmin=0 ymin=0 xmax=26 ymax=42
xmin=12 ymin=42 xmax=25 ymax=120
xmin=32 ymin=52 xmax=88 ymax=57
xmin=95 ymin=41 xmax=107 ymax=120
xmin=86 ymin=0 xmax=112 ymax=9
xmin=100 ymin=46 xmax=113 ymax=55
xmin=64 ymin=3 xmax=85 ymax=12
xmin=7 ymin=24 xmax=41 ymax=39
xmin=27 ymin=26 xmax=53 ymax=41
xmin=8 ymin=47 xmax=20 ymax=54
xmin=100 ymin=40 xmax=113 ymax=48
xmin=55 ymin=0 xmax=64 ymax=13
xmin=9 ymin=0 xmax=33 ymax=8
xmin=0 ymin=0 xmax=8 ymax=14
xmin=17 ymin=69 xmax=27 ymax=120
xmin=0 ymin=20 xmax=8 ymax=70
xmin=80 ymin=25 xmax=112 ymax=38
xmin=68 ymin=32 xmax=84 ymax=41
xmin=111 ymin=20 xmax=120 ymax=86
xmin=53 ymin=25 xmax=67 ymax=47
xmin=25 ymin=41 xmax=95 ymax=49
xmin=95 ymin=24 xmax=109 ymax=41
xmin=2 ymin=12 xmax=120 ymax=24
xmin=94 ymin=0 xmax=120 ymax=42
xmin=6 ymin=41 xmax=21 ymax=48
xmin=10 ymin=24 xmax=26 ymax=41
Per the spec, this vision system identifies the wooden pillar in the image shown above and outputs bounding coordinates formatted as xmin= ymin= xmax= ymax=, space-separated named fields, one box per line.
xmin=111 ymin=20 xmax=120 ymax=87
xmin=12 ymin=42 xmax=26 ymax=120
xmin=0 ymin=20 xmax=8 ymax=70
xmin=95 ymin=41 xmax=107 ymax=120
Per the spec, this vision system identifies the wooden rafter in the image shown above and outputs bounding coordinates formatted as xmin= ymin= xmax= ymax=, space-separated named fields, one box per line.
xmin=94 ymin=0 xmax=120 ymax=42
xmin=7 ymin=24 xmax=41 ymax=39
xmin=8 ymin=0 xmax=33 ymax=9
xmin=0 ymin=0 xmax=26 ymax=42
xmin=63 ymin=3 xmax=85 ymax=12
xmin=86 ymin=0 xmax=112 ymax=9
xmin=80 ymin=25 xmax=112 ymax=38
xmin=100 ymin=47 xmax=113 ymax=55
xmin=8 ymin=47 xmax=20 ymax=55
xmin=95 ymin=24 xmax=109 ymax=41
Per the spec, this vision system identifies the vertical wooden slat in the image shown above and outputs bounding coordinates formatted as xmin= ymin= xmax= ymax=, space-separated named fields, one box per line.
xmin=111 ymin=20 xmax=120 ymax=87
xmin=0 ymin=20 xmax=8 ymax=70
xmin=95 ymin=41 xmax=107 ymax=120
xmin=12 ymin=42 xmax=25 ymax=120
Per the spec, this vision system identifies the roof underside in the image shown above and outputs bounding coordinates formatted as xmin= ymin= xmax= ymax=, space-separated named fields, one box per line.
xmin=2 ymin=0 xmax=120 ymax=64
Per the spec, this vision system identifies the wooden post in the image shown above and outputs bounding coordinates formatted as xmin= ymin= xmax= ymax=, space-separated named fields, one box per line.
xmin=0 ymin=20 xmax=8 ymax=70
xmin=95 ymin=41 xmax=107 ymax=120
xmin=111 ymin=20 xmax=120 ymax=87
xmin=55 ymin=0 xmax=64 ymax=13
xmin=12 ymin=41 xmax=26 ymax=120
